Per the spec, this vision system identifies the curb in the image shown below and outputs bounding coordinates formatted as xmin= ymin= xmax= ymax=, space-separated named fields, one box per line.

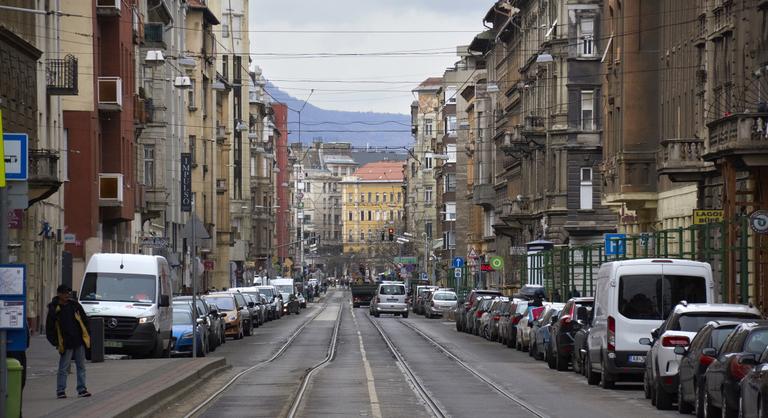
xmin=43 ymin=357 xmax=228 ymax=418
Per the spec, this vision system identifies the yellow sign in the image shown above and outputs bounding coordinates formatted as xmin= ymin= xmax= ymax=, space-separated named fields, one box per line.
xmin=0 ymin=109 xmax=5 ymax=187
xmin=693 ymin=209 xmax=723 ymax=225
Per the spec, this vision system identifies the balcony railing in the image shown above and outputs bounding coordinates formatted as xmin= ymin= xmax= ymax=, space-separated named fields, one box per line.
xmin=29 ymin=149 xmax=59 ymax=185
xmin=46 ymin=55 xmax=78 ymax=95
xmin=144 ymin=22 xmax=164 ymax=45
xmin=472 ymin=183 xmax=495 ymax=209
xmin=657 ymin=138 xmax=714 ymax=182
xmin=499 ymin=197 xmax=532 ymax=220
xmin=704 ymin=113 xmax=768 ymax=165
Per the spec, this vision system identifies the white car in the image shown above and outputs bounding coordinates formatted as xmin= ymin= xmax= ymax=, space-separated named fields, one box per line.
xmin=370 ymin=282 xmax=409 ymax=318
xmin=425 ymin=290 xmax=458 ymax=318
xmin=640 ymin=302 xmax=762 ymax=410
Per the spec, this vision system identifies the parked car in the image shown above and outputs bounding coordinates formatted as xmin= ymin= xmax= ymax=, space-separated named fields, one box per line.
xmin=456 ymin=289 xmax=503 ymax=333
xmin=425 ymin=290 xmax=458 ymax=318
xmin=207 ymin=303 xmax=227 ymax=346
xmin=517 ymin=305 xmax=546 ymax=352
xmin=498 ymin=299 xmax=520 ymax=346
xmin=468 ymin=297 xmax=494 ymax=336
xmin=572 ymin=311 xmax=592 ymax=375
xmin=531 ymin=304 xmax=564 ymax=361
xmin=549 ymin=297 xmax=594 ymax=371
xmin=640 ymin=303 xmax=762 ymax=410
xmin=173 ymin=296 xmax=224 ymax=351
xmin=414 ymin=285 xmax=439 ymax=315
xmin=480 ymin=298 xmax=506 ymax=340
xmin=296 ymin=292 xmax=307 ymax=308
xmin=504 ymin=300 xmax=530 ymax=349
xmin=230 ymin=292 xmax=253 ymax=335
xmin=738 ymin=346 xmax=768 ymax=418
xmin=243 ymin=294 xmax=262 ymax=328
xmin=677 ymin=321 xmax=750 ymax=417
xmin=704 ymin=321 xmax=768 ymax=417
xmin=370 ymin=282 xmax=409 ymax=318
xmin=172 ymin=303 xmax=208 ymax=354
xmin=257 ymin=285 xmax=281 ymax=320
xmin=587 ymin=259 xmax=715 ymax=388
xmin=491 ymin=300 xmax=512 ymax=342
xmin=203 ymin=293 xmax=244 ymax=340
xmin=171 ymin=308 xmax=206 ymax=356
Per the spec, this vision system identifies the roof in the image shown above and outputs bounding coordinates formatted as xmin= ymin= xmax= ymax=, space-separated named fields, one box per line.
xmin=413 ymin=77 xmax=443 ymax=92
xmin=351 ymin=161 xmax=404 ymax=182
xmin=187 ymin=0 xmax=220 ymax=25
xmin=323 ymin=154 xmax=356 ymax=165
xmin=671 ymin=303 xmax=762 ymax=315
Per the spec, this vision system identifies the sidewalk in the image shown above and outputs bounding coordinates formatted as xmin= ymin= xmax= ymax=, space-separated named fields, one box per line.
xmin=24 ymin=335 xmax=226 ymax=418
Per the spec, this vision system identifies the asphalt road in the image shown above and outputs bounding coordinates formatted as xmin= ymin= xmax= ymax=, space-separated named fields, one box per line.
xmin=168 ymin=289 xmax=681 ymax=418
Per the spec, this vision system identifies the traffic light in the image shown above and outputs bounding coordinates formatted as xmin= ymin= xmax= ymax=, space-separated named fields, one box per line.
xmin=388 ymin=228 xmax=394 ymax=241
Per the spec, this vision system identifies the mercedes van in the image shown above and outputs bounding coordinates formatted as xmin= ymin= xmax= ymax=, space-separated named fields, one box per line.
xmin=79 ymin=254 xmax=173 ymax=358
xmin=586 ymin=259 xmax=714 ymax=388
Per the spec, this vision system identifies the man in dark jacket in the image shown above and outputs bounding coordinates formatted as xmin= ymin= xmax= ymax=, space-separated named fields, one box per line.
xmin=45 ymin=284 xmax=92 ymax=399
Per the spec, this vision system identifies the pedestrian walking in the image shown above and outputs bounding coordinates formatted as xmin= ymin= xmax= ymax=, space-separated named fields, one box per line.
xmin=46 ymin=284 xmax=92 ymax=399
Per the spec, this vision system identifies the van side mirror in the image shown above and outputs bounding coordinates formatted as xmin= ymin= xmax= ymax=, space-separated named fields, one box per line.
xmin=159 ymin=295 xmax=170 ymax=307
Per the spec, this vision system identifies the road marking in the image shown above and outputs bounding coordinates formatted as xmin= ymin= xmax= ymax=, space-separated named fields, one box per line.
xmin=350 ymin=306 xmax=383 ymax=418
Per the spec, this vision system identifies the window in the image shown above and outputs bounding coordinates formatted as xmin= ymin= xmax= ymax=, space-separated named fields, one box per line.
xmin=580 ymin=167 xmax=593 ymax=210
xmin=375 ymin=211 xmax=380 ymax=221
xmin=376 ymin=193 xmax=380 ymax=203
xmin=360 ymin=211 xmax=364 ymax=221
xmin=304 ymin=214 xmax=311 ymax=223
xmin=368 ymin=192 xmax=372 ymax=202
xmin=446 ymin=144 xmax=457 ymax=163
xmin=383 ymin=193 xmax=387 ymax=203
xmin=446 ymin=116 xmax=457 ymax=136
xmin=411 ymin=162 xmax=417 ymax=176
xmin=361 ymin=193 xmax=365 ymax=203
xmin=445 ymin=86 xmax=457 ymax=103
xmin=397 ymin=192 xmax=402 ymax=202
xmin=187 ymin=79 xmax=196 ymax=109
xmin=305 ymin=182 xmax=311 ymax=193
xmin=424 ymin=186 xmax=433 ymax=203
xmin=232 ymin=16 xmax=242 ymax=40
xmin=444 ymin=173 xmax=456 ymax=192
xmin=618 ymin=275 xmax=706 ymax=320
xmin=581 ymin=91 xmax=595 ymax=131
xmin=360 ymin=231 xmax=365 ymax=241
xmin=143 ymin=145 xmax=155 ymax=187
xmin=222 ymin=23 xmax=229 ymax=38
xmin=334 ymin=214 xmax=340 ymax=225
xmin=425 ymin=222 xmax=433 ymax=239
xmin=348 ymin=211 xmax=353 ymax=221
xmin=443 ymin=231 xmax=455 ymax=249
xmin=389 ymin=210 xmax=394 ymax=220
xmin=445 ymin=202 xmax=456 ymax=221
xmin=578 ymin=17 xmax=596 ymax=57
xmin=348 ymin=193 xmax=353 ymax=203
xmin=390 ymin=192 xmax=394 ymax=202
xmin=368 ymin=211 xmax=372 ymax=221
xmin=424 ymin=154 xmax=433 ymax=169
xmin=425 ymin=119 xmax=433 ymax=136
xmin=189 ymin=135 xmax=197 ymax=165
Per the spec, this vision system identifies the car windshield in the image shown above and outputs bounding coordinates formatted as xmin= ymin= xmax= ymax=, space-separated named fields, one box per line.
xmin=676 ymin=314 xmax=760 ymax=332
xmin=275 ymin=285 xmax=294 ymax=294
xmin=205 ymin=296 xmax=235 ymax=310
xmin=745 ymin=329 xmax=768 ymax=355
xmin=432 ymin=292 xmax=456 ymax=301
xmin=258 ymin=288 xmax=274 ymax=298
xmin=81 ymin=273 xmax=157 ymax=303
xmin=173 ymin=310 xmax=193 ymax=325
xmin=711 ymin=326 xmax=738 ymax=350
xmin=618 ymin=274 xmax=706 ymax=320
xmin=380 ymin=285 xmax=405 ymax=295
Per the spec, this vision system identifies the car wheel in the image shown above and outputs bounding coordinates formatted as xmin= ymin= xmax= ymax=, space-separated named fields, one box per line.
xmin=695 ymin=384 xmax=705 ymax=418
xmin=655 ymin=378 xmax=674 ymax=410
xmin=529 ymin=342 xmax=535 ymax=357
xmin=572 ymin=352 xmax=580 ymax=374
xmin=374 ymin=312 xmax=380 ymax=318
xmin=403 ymin=312 xmax=409 ymax=319
xmin=600 ymin=357 xmax=615 ymax=389
xmin=644 ymin=369 xmax=652 ymax=399
xmin=586 ymin=358 xmax=600 ymax=385
xmin=556 ymin=352 xmax=569 ymax=372
xmin=704 ymin=387 xmax=719 ymax=418
xmin=679 ymin=381 xmax=694 ymax=414
xmin=547 ymin=347 xmax=557 ymax=370
xmin=244 ymin=321 xmax=252 ymax=336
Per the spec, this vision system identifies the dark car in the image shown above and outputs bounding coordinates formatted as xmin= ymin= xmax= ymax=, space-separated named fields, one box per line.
xmin=456 ymin=289 xmax=503 ymax=333
xmin=677 ymin=321 xmax=742 ymax=416
xmin=571 ymin=306 xmax=594 ymax=375
xmin=173 ymin=296 xmax=221 ymax=351
xmin=504 ymin=300 xmax=529 ymax=349
xmin=532 ymin=304 xmax=563 ymax=361
xmin=549 ymin=297 xmax=594 ymax=371
xmin=704 ymin=321 xmax=768 ymax=417
xmin=739 ymin=347 xmax=768 ymax=418
xmin=469 ymin=298 xmax=495 ymax=336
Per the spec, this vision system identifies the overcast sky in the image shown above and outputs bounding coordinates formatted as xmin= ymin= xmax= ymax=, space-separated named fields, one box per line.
xmin=249 ymin=1 xmax=490 ymax=114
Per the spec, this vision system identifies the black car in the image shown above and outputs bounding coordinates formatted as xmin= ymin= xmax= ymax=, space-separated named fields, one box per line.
xmin=571 ymin=307 xmax=593 ymax=375
xmin=704 ymin=321 xmax=768 ymax=417
xmin=173 ymin=296 xmax=222 ymax=351
xmin=676 ymin=321 xmax=745 ymax=416
xmin=456 ymin=289 xmax=503 ymax=333
xmin=532 ymin=305 xmax=562 ymax=362
xmin=549 ymin=297 xmax=594 ymax=371
xmin=739 ymin=347 xmax=768 ymax=418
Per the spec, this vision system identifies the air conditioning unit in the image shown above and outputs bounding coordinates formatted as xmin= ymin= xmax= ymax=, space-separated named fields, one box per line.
xmin=98 ymin=77 xmax=122 ymax=111
xmin=98 ymin=173 xmax=124 ymax=206
xmin=96 ymin=0 xmax=120 ymax=16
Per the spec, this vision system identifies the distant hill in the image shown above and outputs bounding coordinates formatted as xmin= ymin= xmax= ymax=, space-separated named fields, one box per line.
xmin=266 ymin=82 xmax=412 ymax=148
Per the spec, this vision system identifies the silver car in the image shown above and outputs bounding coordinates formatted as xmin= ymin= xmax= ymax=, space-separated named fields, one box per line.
xmin=425 ymin=290 xmax=458 ymax=318
xmin=370 ymin=282 xmax=409 ymax=318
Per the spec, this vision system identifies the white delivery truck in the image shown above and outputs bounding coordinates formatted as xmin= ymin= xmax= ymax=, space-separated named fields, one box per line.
xmin=78 ymin=253 xmax=173 ymax=358
xmin=270 ymin=278 xmax=296 ymax=315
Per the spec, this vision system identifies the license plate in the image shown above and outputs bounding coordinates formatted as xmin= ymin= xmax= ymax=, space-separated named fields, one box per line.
xmin=104 ymin=340 xmax=123 ymax=348
xmin=387 ymin=298 xmax=398 ymax=302
xmin=628 ymin=355 xmax=646 ymax=364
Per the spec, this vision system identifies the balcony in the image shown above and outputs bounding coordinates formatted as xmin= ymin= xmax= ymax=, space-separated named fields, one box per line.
xmin=143 ymin=22 xmax=165 ymax=46
xmin=499 ymin=198 xmax=532 ymax=221
xmin=98 ymin=173 xmax=124 ymax=207
xmin=143 ymin=187 xmax=168 ymax=219
xmin=46 ymin=55 xmax=78 ymax=95
xmin=521 ymin=115 xmax=545 ymax=137
xmin=472 ymin=183 xmax=495 ymax=209
xmin=28 ymin=149 xmax=62 ymax=205
xmin=216 ymin=178 xmax=228 ymax=194
xmin=98 ymin=77 xmax=122 ymax=111
xmin=657 ymin=138 xmax=714 ymax=182
xmin=704 ymin=113 xmax=768 ymax=166
xmin=96 ymin=0 xmax=120 ymax=16
xmin=499 ymin=126 xmax=543 ymax=157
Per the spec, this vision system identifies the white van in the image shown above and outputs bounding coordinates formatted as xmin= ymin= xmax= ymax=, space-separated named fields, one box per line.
xmin=270 ymin=278 xmax=295 ymax=314
xmin=79 ymin=254 xmax=173 ymax=358
xmin=370 ymin=281 xmax=409 ymax=318
xmin=586 ymin=259 xmax=714 ymax=388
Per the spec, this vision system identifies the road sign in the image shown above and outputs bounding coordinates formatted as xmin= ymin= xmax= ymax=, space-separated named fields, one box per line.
xmin=394 ymin=256 xmax=418 ymax=264
xmin=420 ymin=272 xmax=428 ymax=280
xmin=454 ymin=268 xmax=462 ymax=278
xmin=468 ymin=247 xmax=478 ymax=258
xmin=750 ymin=210 xmax=768 ymax=235
xmin=452 ymin=257 xmax=464 ymax=268
xmin=693 ymin=209 xmax=724 ymax=225
xmin=3 ymin=133 xmax=28 ymax=181
xmin=297 ymin=192 xmax=304 ymax=200
xmin=489 ymin=256 xmax=504 ymax=270
xmin=605 ymin=233 xmax=627 ymax=256
xmin=140 ymin=237 xmax=169 ymax=248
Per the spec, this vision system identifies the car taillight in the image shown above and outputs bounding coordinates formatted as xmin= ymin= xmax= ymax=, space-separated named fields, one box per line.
xmin=512 ymin=315 xmax=522 ymax=325
xmin=560 ymin=315 xmax=572 ymax=325
xmin=477 ymin=310 xmax=485 ymax=318
xmin=700 ymin=355 xmax=715 ymax=367
xmin=662 ymin=336 xmax=690 ymax=347
xmin=607 ymin=316 xmax=616 ymax=352
xmin=730 ymin=358 xmax=753 ymax=380
xmin=375 ymin=297 xmax=380 ymax=304
xmin=493 ymin=315 xmax=500 ymax=321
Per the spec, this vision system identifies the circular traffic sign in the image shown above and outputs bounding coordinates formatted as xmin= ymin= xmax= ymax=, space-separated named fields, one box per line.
xmin=750 ymin=210 xmax=768 ymax=234
xmin=489 ymin=256 xmax=504 ymax=270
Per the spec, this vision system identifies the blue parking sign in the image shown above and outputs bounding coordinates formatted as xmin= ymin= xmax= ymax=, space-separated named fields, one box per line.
xmin=604 ymin=233 xmax=626 ymax=256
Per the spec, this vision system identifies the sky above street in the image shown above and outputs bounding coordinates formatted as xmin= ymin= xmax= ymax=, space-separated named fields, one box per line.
xmin=249 ymin=0 xmax=491 ymax=114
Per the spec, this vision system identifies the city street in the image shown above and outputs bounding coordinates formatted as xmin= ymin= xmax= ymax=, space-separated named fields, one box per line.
xmin=165 ymin=289 xmax=679 ymax=418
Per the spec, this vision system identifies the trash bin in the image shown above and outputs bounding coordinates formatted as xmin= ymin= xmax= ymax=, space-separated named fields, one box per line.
xmin=6 ymin=358 xmax=22 ymax=418
xmin=89 ymin=317 xmax=105 ymax=363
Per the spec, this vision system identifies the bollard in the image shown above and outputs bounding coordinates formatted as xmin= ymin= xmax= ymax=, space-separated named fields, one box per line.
xmin=89 ymin=317 xmax=105 ymax=363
